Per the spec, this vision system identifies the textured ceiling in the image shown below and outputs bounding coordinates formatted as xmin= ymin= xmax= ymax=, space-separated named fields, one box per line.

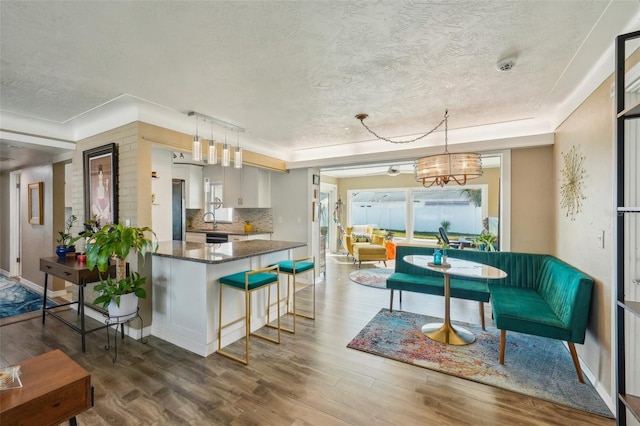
xmin=1 ymin=1 xmax=640 ymax=171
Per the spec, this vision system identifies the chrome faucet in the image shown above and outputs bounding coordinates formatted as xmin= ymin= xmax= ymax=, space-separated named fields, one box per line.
xmin=202 ymin=211 xmax=217 ymax=230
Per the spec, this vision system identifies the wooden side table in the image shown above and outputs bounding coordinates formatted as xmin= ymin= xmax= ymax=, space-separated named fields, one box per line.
xmin=0 ymin=350 xmax=92 ymax=426
xmin=40 ymin=256 xmax=116 ymax=352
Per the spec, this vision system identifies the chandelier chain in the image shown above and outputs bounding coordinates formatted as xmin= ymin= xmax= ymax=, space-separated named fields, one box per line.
xmin=357 ymin=110 xmax=448 ymax=144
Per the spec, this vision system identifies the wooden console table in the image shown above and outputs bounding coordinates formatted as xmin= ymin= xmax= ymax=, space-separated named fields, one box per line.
xmin=0 ymin=349 xmax=92 ymax=426
xmin=40 ymin=256 xmax=116 ymax=352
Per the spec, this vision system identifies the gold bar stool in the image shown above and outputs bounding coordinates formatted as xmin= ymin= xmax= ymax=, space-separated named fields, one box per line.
xmin=271 ymin=256 xmax=315 ymax=334
xmin=217 ymin=265 xmax=280 ymax=365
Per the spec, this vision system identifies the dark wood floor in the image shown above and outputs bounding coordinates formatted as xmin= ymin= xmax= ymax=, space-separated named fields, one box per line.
xmin=1 ymin=254 xmax=614 ymax=425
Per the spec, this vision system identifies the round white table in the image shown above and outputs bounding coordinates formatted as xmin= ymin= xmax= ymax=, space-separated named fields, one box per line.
xmin=404 ymin=254 xmax=507 ymax=345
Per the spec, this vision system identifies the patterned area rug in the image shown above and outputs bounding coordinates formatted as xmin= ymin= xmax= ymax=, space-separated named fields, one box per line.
xmin=347 ymin=309 xmax=613 ymax=418
xmin=0 ymin=275 xmax=57 ymax=324
xmin=348 ymin=268 xmax=394 ymax=289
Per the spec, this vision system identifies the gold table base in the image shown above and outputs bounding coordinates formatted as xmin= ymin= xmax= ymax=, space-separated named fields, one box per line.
xmin=422 ymin=273 xmax=475 ymax=345
xmin=422 ymin=322 xmax=475 ymax=345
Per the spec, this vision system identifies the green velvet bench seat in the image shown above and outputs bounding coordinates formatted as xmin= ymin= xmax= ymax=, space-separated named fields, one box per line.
xmin=386 ymin=245 xmax=594 ymax=382
xmin=387 ymin=245 xmax=491 ymax=329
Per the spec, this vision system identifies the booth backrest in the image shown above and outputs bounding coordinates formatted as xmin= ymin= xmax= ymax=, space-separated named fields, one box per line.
xmin=537 ymin=256 xmax=593 ymax=342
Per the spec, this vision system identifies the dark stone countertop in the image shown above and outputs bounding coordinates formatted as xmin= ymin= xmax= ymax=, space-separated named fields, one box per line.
xmin=185 ymin=228 xmax=273 ymax=236
xmin=152 ymin=240 xmax=305 ymax=264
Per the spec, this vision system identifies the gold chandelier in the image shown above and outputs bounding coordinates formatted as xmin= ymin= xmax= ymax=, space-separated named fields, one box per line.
xmin=356 ymin=110 xmax=482 ymax=188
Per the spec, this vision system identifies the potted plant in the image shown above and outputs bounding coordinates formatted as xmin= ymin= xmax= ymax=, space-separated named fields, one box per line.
xmin=70 ymin=222 xmax=157 ymax=319
xmin=472 ymin=232 xmax=498 ymax=252
xmin=56 ymin=214 xmax=78 ymax=258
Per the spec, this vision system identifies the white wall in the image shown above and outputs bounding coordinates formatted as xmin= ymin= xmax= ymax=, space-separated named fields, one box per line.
xmin=151 ymin=146 xmax=174 ymax=242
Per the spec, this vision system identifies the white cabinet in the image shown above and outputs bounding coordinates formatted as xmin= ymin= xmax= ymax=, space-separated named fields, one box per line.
xmin=173 ymin=164 xmax=203 ymax=209
xmin=222 ymin=166 xmax=270 ymax=208
xmin=228 ymin=233 xmax=271 ymax=242
xmin=185 ymin=232 xmax=206 ymax=243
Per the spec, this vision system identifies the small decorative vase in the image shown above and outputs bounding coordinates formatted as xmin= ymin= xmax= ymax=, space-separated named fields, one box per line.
xmin=433 ymin=249 xmax=442 ymax=265
xmin=244 ymin=224 xmax=253 ymax=232
xmin=56 ymin=245 xmax=67 ymax=259
xmin=66 ymin=245 xmax=76 ymax=254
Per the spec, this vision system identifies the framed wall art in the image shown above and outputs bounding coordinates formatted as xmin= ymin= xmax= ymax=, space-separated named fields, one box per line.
xmin=83 ymin=143 xmax=118 ymax=225
xmin=28 ymin=182 xmax=43 ymax=225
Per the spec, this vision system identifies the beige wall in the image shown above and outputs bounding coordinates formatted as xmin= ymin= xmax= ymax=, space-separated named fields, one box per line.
xmin=553 ymin=74 xmax=617 ymax=396
xmin=19 ymin=165 xmax=54 ymax=286
xmin=510 ymin=146 xmax=554 ymax=254
xmin=70 ymin=122 xmax=153 ymax=327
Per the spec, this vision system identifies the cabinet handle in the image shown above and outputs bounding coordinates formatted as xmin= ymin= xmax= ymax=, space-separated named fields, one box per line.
xmin=45 ymin=265 xmax=51 ymax=269
xmin=64 ymin=272 xmax=71 ymax=276
xmin=634 ymin=278 xmax=639 ymax=284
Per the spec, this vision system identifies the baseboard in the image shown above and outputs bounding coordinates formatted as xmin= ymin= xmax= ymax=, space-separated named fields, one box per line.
xmin=18 ymin=277 xmax=67 ymax=298
xmin=0 ymin=268 xmax=10 ymax=276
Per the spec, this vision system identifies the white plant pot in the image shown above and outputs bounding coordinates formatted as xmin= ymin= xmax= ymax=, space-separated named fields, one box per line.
xmin=108 ymin=293 xmax=138 ymax=322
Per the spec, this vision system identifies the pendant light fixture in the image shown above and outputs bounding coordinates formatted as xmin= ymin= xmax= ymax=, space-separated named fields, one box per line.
xmin=187 ymin=111 xmax=245 ymax=167
xmin=192 ymin=114 xmax=202 ymax=161
xmin=234 ymin=130 xmax=243 ymax=169
xmin=208 ymin=120 xmax=217 ymax=165
xmin=356 ymin=110 xmax=482 ymax=188
xmin=222 ymin=127 xmax=230 ymax=167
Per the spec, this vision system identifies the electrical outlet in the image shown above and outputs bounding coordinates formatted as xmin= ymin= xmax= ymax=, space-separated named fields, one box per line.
xmin=597 ymin=230 xmax=604 ymax=249
xmin=125 ymin=219 xmax=131 ymax=227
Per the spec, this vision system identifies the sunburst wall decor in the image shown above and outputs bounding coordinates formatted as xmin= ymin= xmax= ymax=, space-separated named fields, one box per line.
xmin=560 ymin=145 xmax=587 ymax=221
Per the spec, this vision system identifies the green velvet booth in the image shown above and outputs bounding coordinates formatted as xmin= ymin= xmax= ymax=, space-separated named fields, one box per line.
xmin=387 ymin=245 xmax=594 ymax=381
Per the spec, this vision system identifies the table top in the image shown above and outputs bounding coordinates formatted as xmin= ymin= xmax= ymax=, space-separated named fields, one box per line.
xmin=404 ymin=255 xmax=507 ymax=280
xmin=0 ymin=349 xmax=90 ymax=412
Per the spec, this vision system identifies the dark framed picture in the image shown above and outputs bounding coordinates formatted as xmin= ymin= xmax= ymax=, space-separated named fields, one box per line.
xmin=313 ymin=174 xmax=320 ymax=185
xmin=83 ymin=143 xmax=118 ymax=225
xmin=28 ymin=182 xmax=43 ymax=225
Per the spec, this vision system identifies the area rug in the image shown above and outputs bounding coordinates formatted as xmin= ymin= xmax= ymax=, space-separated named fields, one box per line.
xmin=347 ymin=308 xmax=613 ymax=418
xmin=348 ymin=268 xmax=394 ymax=289
xmin=0 ymin=275 xmax=57 ymax=324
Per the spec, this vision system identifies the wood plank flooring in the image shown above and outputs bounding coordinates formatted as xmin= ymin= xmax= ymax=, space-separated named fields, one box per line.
xmin=0 ymin=254 xmax=614 ymax=425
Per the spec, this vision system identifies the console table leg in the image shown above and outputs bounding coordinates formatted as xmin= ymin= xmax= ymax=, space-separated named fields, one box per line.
xmin=79 ymin=281 xmax=86 ymax=352
xmin=42 ymin=273 xmax=48 ymax=324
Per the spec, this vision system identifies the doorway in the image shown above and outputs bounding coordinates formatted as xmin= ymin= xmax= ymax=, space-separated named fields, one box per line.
xmin=9 ymin=171 xmax=21 ymax=277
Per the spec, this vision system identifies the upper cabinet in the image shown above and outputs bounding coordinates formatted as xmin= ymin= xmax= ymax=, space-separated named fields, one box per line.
xmin=173 ymin=164 xmax=203 ymax=209
xmin=216 ymin=166 xmax=271 ymax=208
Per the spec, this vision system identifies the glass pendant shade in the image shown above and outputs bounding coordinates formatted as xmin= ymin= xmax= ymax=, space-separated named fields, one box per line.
xmin=234 ymin=147 xmax=243 ymax=169
xmin=222 ymin=145 xmax=230 ymax=167
xmin=192 ymin=136 xmax=202 ymax=161
xmin=414 ymin=152 xmax=482 ymax=188
xmin=208 ymin=141 xmax=217 ymax=164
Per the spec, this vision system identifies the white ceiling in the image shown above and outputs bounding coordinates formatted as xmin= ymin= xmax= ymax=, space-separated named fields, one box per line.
xmin=1 ymin=1 xmax=640 ymax=173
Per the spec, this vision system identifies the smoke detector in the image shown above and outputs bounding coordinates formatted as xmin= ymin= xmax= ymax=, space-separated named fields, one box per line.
xmin=496 ymin=57 xmax=516 ymax=72
xmin=387 ymin=165 xmax=400 ymax=176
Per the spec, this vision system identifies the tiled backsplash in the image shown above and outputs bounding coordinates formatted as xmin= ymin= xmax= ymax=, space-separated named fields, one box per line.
xmin=187 ymin=208 xmax=273 ymax=233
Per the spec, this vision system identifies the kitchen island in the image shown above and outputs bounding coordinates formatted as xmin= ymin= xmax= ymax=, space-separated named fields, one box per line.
xmin=152 ymin=239 xmax=306 ymax=356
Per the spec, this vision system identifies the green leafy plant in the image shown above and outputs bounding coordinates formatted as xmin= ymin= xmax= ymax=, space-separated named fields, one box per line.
xmin=57 ymin=214 xmax=77 ymax=246
xmin=472 ymin=232 xmax=498 ymax=252
xmin=435 ymin=235 xmax=450 ymax=249
xmin=440 ymin=220 xmax=451 ymax=233
xmin=69 ymin=223 xmax=157 ymax=307
xmin=93 ymin=271 xmax=146 ymax=309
